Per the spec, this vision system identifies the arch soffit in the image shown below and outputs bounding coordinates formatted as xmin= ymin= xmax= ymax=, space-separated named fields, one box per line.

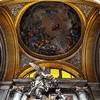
xmin=82 ymin=8 xmax=100 ymax=81
xmin=0 ymin=6 xmax=19 ymax=80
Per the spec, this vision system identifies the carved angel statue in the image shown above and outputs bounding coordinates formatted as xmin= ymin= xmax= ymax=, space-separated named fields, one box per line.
xmin=23 ymin=62 xmax=57 ymax=100
xmin=28 ymin=63 xmax=50 ymax=98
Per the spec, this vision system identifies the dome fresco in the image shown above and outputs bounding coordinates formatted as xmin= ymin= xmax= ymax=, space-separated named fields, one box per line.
xmin=20 ymin=2 xmax=81 ymax=56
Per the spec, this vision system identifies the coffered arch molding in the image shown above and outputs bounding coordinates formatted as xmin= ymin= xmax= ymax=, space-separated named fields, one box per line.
xmin=82 ymin=9 xmax=100 ymax=81
xmin=0 ymin=7 xmax=19 ymax=81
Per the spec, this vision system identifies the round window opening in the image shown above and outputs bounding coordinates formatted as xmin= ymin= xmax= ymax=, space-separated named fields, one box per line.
xmin=20 ymin=2 xmax=81 ymax=57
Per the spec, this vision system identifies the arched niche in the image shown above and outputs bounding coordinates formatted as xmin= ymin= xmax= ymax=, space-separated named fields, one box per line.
xmin=82 ymin=9 xmax=100 ymax=81
xmin=0 ymin=7 xmax=19 ymax=81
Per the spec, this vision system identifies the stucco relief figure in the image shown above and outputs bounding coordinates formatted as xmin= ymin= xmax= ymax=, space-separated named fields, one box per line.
xmin=55 ymin=89 xmax=67 ymax=100
xmin=75 ymin=86 xmax=89 ymax=100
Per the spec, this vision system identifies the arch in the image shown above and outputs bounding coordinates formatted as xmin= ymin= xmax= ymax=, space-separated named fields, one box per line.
xmin=0 ymin=7 xmax=19 ymax=80
xmin=82 ymin=9 xmax=100 ymax=81
xmin=0 ymin=29 xmax=6 ymax=80
xmin=24 ymin=69 xmax=75 ymax=78
xmin=17 ymin=61 xmax=84 ymax=79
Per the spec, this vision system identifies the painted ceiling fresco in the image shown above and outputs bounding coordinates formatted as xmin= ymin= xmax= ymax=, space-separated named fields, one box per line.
xmin=20 ymin=2 xmax=81 ymax=56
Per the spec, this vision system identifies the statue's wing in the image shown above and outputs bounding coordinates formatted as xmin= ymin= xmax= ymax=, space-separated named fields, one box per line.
xmin=29 ymin=63 xmax=40 ymax=72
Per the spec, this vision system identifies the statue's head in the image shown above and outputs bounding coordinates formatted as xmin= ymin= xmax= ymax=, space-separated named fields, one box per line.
xmin=41 ymin=66 xmax=46 ymax=71
xmin=41 ymin=66 xmax=50 ymax=73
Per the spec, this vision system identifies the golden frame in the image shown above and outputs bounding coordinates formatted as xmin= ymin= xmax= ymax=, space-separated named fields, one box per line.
xmin=0 ymin=0 xmax=100 ymax=8
xmin=15 ymin=1 xmax=86 ymax=60
xmin=82 ymin=8 xmax=100 ymax=81
xmin=0 ymin=7 xmax=19 ymax=80
xmin=0 ymin=29 xmax=6 ymax=80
